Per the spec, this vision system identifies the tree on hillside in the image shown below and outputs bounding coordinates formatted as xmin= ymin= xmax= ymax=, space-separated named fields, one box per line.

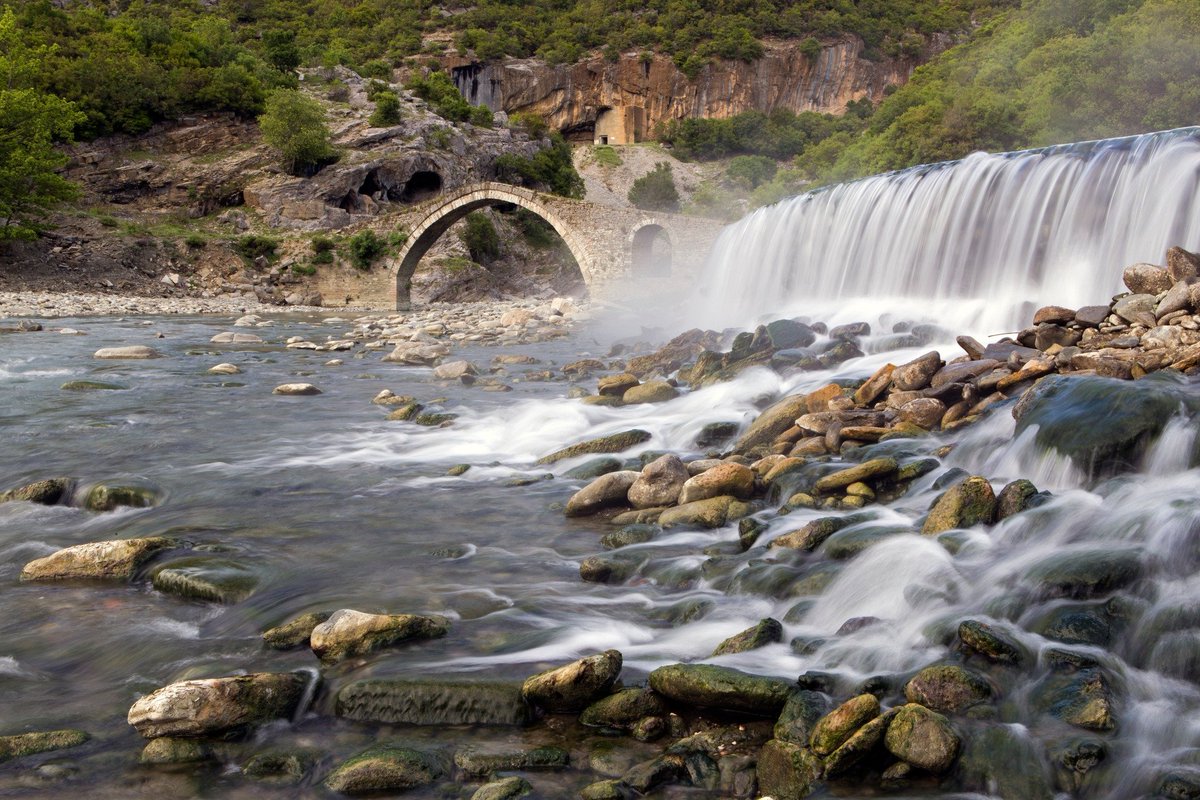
xmin=628 ymin=162 xmax=680 ymax=212
xmin=0 ymin=9 xmax=83 ymax=241
xmin=258 ymin=88 xmax=336 ymax=176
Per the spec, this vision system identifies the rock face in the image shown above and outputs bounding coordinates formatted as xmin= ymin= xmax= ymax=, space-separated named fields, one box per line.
xmin=521 ymin=650 xmax=623 ymax=713
xmin=452 ymin=35 xmax=943 ymax=138
xmin=21 ymin=537 xmax=175 ymax=581
xmin=309 ymin=609 xmax=450 ymax=662
xmin=127 ymin=673 xmax=308 ymax=739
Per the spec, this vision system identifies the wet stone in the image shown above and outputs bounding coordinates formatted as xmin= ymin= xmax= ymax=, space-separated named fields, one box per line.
xmin=756 ymin=739 xmax=822 ymax=800
xmin=958 ymin=619 xmax=1025 ymax=664
xmin=1027 ymin=548 xmax=1143 ymax=599
xmin=127 ymin=672 xmax=307 ymax=739
xmin=904 ymin=665 xmax=994 ymax=714
xmin=324 ymin=744 xmax=446 ymax=795
xmin=601 ymin=524 xmax=657 ymax=549
xmin=151 ymin=557 xmax=259 ymax=604
xmin=0 ymin=477 xmax=72 ymax=505
xmin=242 ymin=749 xmax=319 ymax=784
xmin=538 ymin=429 xmax=652 ymax=464
xmin=810 ymin=693 xmax=880 ymax=756
xmin=310 ymin=609 xmax=449 ymax=662
xmin=712 ymin=618 xmax=783 ymax=656
xmin=581 ymin=687 xmax=668 ymax=729
xmin=454 ymin=745 xmax=569 ymax=775
xmin=648 ymin=664 xmax=793 ymax=715
xmin=140 ymin=737 xmax=211 ymax=764
xmin=336 ymin=679 xmax=531 ymax=726
xmin=21 ymin=537 xmax=175 ymax=582
xmin=471 ymin=775 xmax=533 ymax=800
xmin=521 ymin=649 xmax=622 ymax=713
xmin=0 ymin=730 xmax=89 ymax=763
xmin=262 ymin=611 xmax=332 ymax=650
xmin=884 ymin=703 xmax=960 ymax=772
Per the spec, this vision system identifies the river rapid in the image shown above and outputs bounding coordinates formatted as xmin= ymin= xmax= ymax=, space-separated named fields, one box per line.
xmin=2 ymin=302 xmax=1200 ymax=799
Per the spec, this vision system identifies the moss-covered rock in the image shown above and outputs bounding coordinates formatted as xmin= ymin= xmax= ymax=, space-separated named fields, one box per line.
xmin=261 ymin=611 xmax=332 ymax=650
xmin=82 ymin=481 xmax=162 ymax=512
xmin=884 ymin=703 xmax=960 ymax=772
xmin=1026 ymin=548 xmax=1143 ymax=600
xmin=756 ymin=739 xmax=822 ymax=800
xmin=242 ymin=748 xmax=319 ymax=784
xmin=904 ymin=665 xmax=994 ymax=714
xmin=127 ymin=672 xmax=308 ymax=739
xmin=324 ymin=744 xmax=445 ymax=795
xmin=151 ymin=557 xmax=260 ymax=604
xmin=658 ymin=495 xmax=748 ymax=529
xmin=995 ymin=479 xmax=1039 ymax=521
xmin=580 ymin=687 xmax=668 ymax=729
xmin=60 ymin=380 xmax=126 ymax=391
xmin=824 ymin=708 xmax=898 ymax=777
xmin=564 ymin=457 xmax=624 ymax=480
xmin=336 ymin=679 xmax=531 ymax=726
xmin=0 ymin=729 xmax=89 ymax=762
xmin=21 ymin=537 xmax=175 ymax=582
xmin=623 ymin=381 xmax=678 ymax=404
xmin=538 ymin=429 xmax=652 ymax=465
xmin=732 ymin=394 xmax=811 ymax=454
xmin=712 ymin=618 xmax=783 ymax=656
xmin=813 ymin=458 xmax=899 ymax=494
xmin=957 ymin=620 xmax=1026 ymax=665
xmin=921 ymin=476 xmax=996 ymax=534
xmin=140 ymin=737 xmax=211 ymax=764
xmin=648 ymin=664 xmax=793 ymax=716
xmin=521 ymin=650 xmax=622 ymax=713
xmin=454 ymin=745 xmax=569 ymax=776
xmin=471 ymin=775 xmax=533 ymax=800
xmin=774 ymin=690 xmax=830 ymax=745
xmin=601 ymin=524 xmax=657 ymax=550
xmin=310 ymin=609 xmax=449 ymax=663
xmin=809 ymin=693 xmax=879 ymax=756
xmin=0 ymin=477 xmax=73 ymax=505
xmin=1030 ymin=669 xmax=1116 ymax=731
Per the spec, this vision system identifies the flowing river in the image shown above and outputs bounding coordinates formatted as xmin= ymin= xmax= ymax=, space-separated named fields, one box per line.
xmin=2 ymin=127 xmax=1200 ymax=798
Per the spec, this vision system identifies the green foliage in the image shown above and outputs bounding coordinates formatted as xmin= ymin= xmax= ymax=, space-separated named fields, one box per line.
xmin=427 ymin=126 xmax=452 ymax=150
xmin=346 ymin=228 xmax=386 ymax=270
xmin=405 ymin=70 xmax=474 ymax=123
xmin=459 ymin=212 xmax=500 ymax=263
xmin=511 ymin=208 xmax=561 ymax=249
xmin=726 ymin=154 xmax=777 ymax=188
xmin=233 ymin=234 xmax=278 ymax=261
xmin=291 ymin=261 xmax=317 ymax=276
xmin=593 ymin=145 xmax=623 ymax=167
xmin=263 ymin=29 xmax=300 ymax=73
xmin=310 ymin=235 xmax=336 ymax=254
xmin=661 ymin=108 xmax=868 ymax=161
xmin=509 ymin=111 xmax=549 ymax=139
xmin=184 ymin=234 xmax=206 ymax=248
xmin=628 ymin=162 xmax=680 ymax=212
xmin=494 ymin=133 xmax=585 ymax=198
xmin=387 ymin=229 xmax=409 ymax=248
xmin=369 ymin=90 xmax=402 ymax=126
xmin=469 ymin=104 xmax=494 ymax=128
xmin=0 ymin=9 xmax=83 ymax=240
xmin=259 ymin=89 xmax=336 ymax=175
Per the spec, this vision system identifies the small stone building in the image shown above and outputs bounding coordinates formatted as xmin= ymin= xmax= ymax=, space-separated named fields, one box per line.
xmin=594 ymin=106 xmax=644 ymax=145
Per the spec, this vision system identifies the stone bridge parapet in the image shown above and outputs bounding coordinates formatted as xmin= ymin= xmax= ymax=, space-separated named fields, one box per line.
xmin=389 ymin=181 xmax=724 ymax=309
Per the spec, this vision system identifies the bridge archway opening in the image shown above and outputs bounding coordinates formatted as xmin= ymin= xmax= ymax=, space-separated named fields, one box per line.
xmin=401 ymin=171 xmax=443 ymax=203
xmin=631 ymin=224 xmax=672 ymax=277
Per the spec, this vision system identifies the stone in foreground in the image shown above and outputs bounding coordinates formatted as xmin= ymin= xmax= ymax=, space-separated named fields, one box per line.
xmin=273 ymin=383 xmax=321 ymax=395
xmin=521 ymin=650 xmax=623 ymax=713
xmin=0 ymin=477 xmax=72 ymax=505
xmin=21 ymin=537 xmax=175 ymax=582
xmin=94 ymin=345 xmax=159 ymax=359
xmin=324 ymin=744 xmax=445 ymax=795
xmin=884 ymin=703 xmax=960 ymax=772
xmin=756 ymin=739 xmax=821 ymax=800
xmin=127 ymin=672 xmax=308 ymax=739
xmin=648 ymin=663 xmax=792 ymax=715
xmin=310 ymin=609 xmax=449 ymax=663
xmin=0 ymin=729 xmax=89 ymax=762
xmin=336 ymin=679 xmax=531 ymax=726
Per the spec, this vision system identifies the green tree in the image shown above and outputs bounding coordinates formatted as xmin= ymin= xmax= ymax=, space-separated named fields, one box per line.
xmin=460 ymin=212 xmax=500 ymax=263
xmin=258 ymin=88 xmax=336 ymax=175
xmin=0 ymin=9 xmax=83 ymax=240
xmin=369 ymin=90 xmax=402 ymax=126
xmin=346 ymin=229 xmax=385 ymax=270
xmin=628 ymin=162 xmax=680 ymax=211
xmin=494 ymin=133 xmax=584 ymax=198
xmin=263 ymin=29 xmax=301 ymax=73
xmin=726 ymin=154 xmax=777 ymax=188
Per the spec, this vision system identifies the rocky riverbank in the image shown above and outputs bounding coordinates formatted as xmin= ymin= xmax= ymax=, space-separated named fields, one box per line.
xmin=2 ymin=248 xmax=1199 ymax=799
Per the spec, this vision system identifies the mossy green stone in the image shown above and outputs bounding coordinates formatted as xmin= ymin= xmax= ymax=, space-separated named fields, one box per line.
xmin=712 ymin=618 xmax=783 ymax=655
xmin=262 ymin=611 xmax=331 ymax=649
xmin=471 ymin=776 xmax=532 ymax=800
xmin=0 ymin=477 xmax=72 ymax=505
xmin=904 ymin=665 xmax=994 ymax=714
xmin=60 ymin=380 xmax=126 ymax=391
xmin=809 ymin=693 xmax=879 ymax=756
xmin=580 ymin=687 xmax=668 ymax=729
xmin=453 ymin=745 xmax=569 ymax=776
xmin=921 ymin=476 xmax=996 ymax=534
xmin=756 ymin=739 xmax=822 ymax=800
xmin=0 ymin=729 xmax=88 ymax=762
xmin=83 ymin=482 xmax=160 ymax=512
xmin=152 ymin=557 xmax=259 ymax=603
xmin=324 ymin=744 xmax=445 ymax=795
xmin=537 ymin=429 xmax=652 ymax=464
xmin=243 ymin=749 xmax=319 ymax=784
xmin=648 ymin=663 xmax=793 ymax=715
xmin=884 ymin=704 xmax=960 ymax=772
xmin=140 ymin=737 xmax=210 ymax=764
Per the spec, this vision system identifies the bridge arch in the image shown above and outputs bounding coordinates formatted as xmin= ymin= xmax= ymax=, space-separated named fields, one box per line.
xmin=390 ymin=182 xmax=592 ymax=309
xmin=628 ymin=220 xmax=674 ymax=277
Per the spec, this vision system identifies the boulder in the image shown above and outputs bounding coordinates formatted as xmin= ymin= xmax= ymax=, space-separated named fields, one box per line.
xmin=756 ymin=739 xmax=821 ymax=800
xmin=1074 ymin=306 xmax=1110 ymax=327
xmin=1111 ymin=293 xmax=1157 ymax=324
xmin=623 ymin=381 xmax=678 ymax=404
xmin=1123 ymin=263 xmax=1172 ymax=295
xmin=455 ymin=745 xmax=569 ymax=776
xmin=262 ymin=611 xmax=332 ymax=650
xmin=813 ymin=457 xmax=898 ymax=493
xmin=336 ymin=679 xmax=530 ymax=726
xmin=382 ymin=342 xmax=449 ymax=365
xmin=766 ymin=319 xmax=816 ymax=349
xmin=521 ymin=650 xmax=623 ymax=713
xmin=810 ymin=693 xmax=879 ymax=755
xmin=61 ymin=380 xmax=126 ymax=391
xmin=824 ymin=709 xmax=897 ymax=777
xmin=324 ymin=744 xmax=445 ymax=795
xmin=210 ymin=332 xmax=262 ymax=344
xmin=658 ymin=495 xmax=748 ymax=529
xmin=893 ymin=351 xmax=945 ymax=391
xmin=921 ymin=476 xmax=996 ymax=534
xmin=0 ymin=477 xmax=72 ymax=505
xmin=272 ymin=383 xmax=321 ymax=395
xmin=1033 ymin=305 xmax=1076 ymax=325
xmin=471 ymin=776 xmax=533 ymax=800
xmin=565 ymin=471 xmax=640 ymax=517
xmin=597 ymin=373 xmax=639 ymax=397
xmin=712 ymin=618 xmax=782 ymax=656
xmin=627 ymin=455 xmax=688 ymax=509
xmin=899 ymin=397 xmax=946 ymax=429
xmin=21 ymin=537 xmax=175 ymax=582
xmin=853 ymin=363 xmax=894 ymax=406
xmin=579 ymin=555 xmax=640 ymax=583
xmin=1030 ymin=669 xmax=1115 ymax=731
xmin=773 ymin=690 xmax=830 ymax=744
xmin=770 ymin=516 xmax=858 ymax=551
xmin=957 ymin=620 xmax=1025 ymax=664
xmin=1167 ymin=246 xmax=1200 ymax=282
xmin=94 ymin=345 xmax=159 ymax=359
xmin=310 ymin=609 xmax=448 ymax=663
xmin=538 ymin=430 xmax=651 ymax=464
xmin=432 ymin=360 xmax=478 ymax=380
xmin=140 ymin=737 xmax=211 ymax=764
xmin=648 ymin=664 xmax=793 ymax=715
xmin=1026 ymin=548 xmax=1142 ymax=600
xmin=904 ymin=665 xmax=993 ymax=713
xmin=995 ymin=479 xmax=1039 ymax=521
xmin=564 ymin=457 xmax=623 ymax=481
xmin=151 ymin=557 xmax=259 ymax=603
xmin=884 ymin=703 xmax=960 ymax=772
xmin=580 ymin=688 xmax=668 ymax=729
xmin=82 ymin=481 xmax=160 ymax=511
xmin=207 ymin=363 xmax=241 ymax=375
xmin=127 ymin=673 xmax=308 ymax=739
xmin=0 ymin=730 xmax=89 ymax=762
xmin=677 ymin=462 xmax=755 ymax=504
xmin=731 ymin=394 xmax=810 ymax=453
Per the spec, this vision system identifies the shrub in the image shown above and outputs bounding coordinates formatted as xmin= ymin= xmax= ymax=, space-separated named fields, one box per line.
xmin=494 ymin=133 xmax=584 ymax=198
xmin=459 ymin=212 xmax=500 ymax=263
xmin=628 ymin=162 xmax=680 ymax=212
xmin=388 ymin=229 xmax=409 ymax=248
xmin=346 ymin=229 xmax=386 ymax=270
xmin=233 ymin=234 xmax=279 ymax=261
xmin=184 ymin=234 xmax=207 ymax=249
xmin=726 ymin=154 xmax=777 ymax=188
xmin=259 ymin=89 xmax=337 ymax=176
xmin=291 ymin=262 xmax=317 ymax=276
xmin=469 ymin=104 xmax=494 ymax=128
xmin=593 ymin=145 xmax=622 ymax=167
xmin=369 ymin=91 xmax=402 ymax=126
xmin=509 ymin=111 xmax=549 ymax=139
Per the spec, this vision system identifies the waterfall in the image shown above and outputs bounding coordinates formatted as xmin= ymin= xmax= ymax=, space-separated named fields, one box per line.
xmin=696 ymin=127 xmax=1200 ymax=333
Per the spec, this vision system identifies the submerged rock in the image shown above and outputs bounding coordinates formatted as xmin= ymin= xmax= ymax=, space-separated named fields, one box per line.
xmin=82 ymin=481 xmax=161 ymax=512
xmin=0 ymin=729 xmax=89 ymax=762
xmin=21 ymin=537 xmax=175 ymax=582
xmin=272 ymin=383 xmax=321 ymax=395
xmin=324 ymin=744 xmax=445 ymax=795
xmin=521 ymin=650 xmax=623 ymax=713
xmin=1031 ymin=669 xmax=1116 ymax=731
xmin=309 ymin=609 xmax=449 ymax=663
xmin=140 ymin=737 xmax=211 ymax=764
xmin=648 ymin=664 xmax=792 ymax=715
xmin=1026 ymin=548 xmax=1143 ymax=599
xmin=537 ymin=429 xmax=651 ymax=465
xmin=60 ymin=380 xmax=125 ymax=391
xmin=454 ymin=744 xmax=569 ymax=775
xmin=94 ymin=345 xmax=159 ymax=359
xmin=242 ymin=748 xmax=319 ymax=784
xmin=471 ymin=775 xmax=533 ymax=800
xmin=151 ymin=557 xmax=260 ymax=604
xmin=127 ymin=672 xmax=308 ymax=739
xmin=336 ymin=679 xmax=531 ymax=726
xmin=957 ymin=620 xmax=1025 ymax=664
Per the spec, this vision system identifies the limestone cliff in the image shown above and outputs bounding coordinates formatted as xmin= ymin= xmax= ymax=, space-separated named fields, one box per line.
xmin=450 ymin=36 xmax=952 ymax=138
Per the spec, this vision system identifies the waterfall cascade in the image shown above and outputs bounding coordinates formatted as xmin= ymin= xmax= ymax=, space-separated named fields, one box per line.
xmin=698 ymin=127 xmax=1200 ymax=332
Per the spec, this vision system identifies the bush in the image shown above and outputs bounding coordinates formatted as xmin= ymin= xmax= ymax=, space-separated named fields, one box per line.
xmin=369 ymin=91 xmax=402 ymax=126
xmin=593 ymin=145 xmax=622 ymax=167
xmin=628 ymin=162 xmax=680 ymax=212
xmin=388 ymin=229 xmax=409 ymax=248
xmin=184 ymin=234 xmax=207 ymax=249
xmin=726 ymin=155 xmax=777 ymax=188
xmin=459 ymin=212 xmax=500 ymax=263
xmin=469 ymin=104 xmax=494 ymax=128
xmin=494 ymin=133 xmax=584 ymax=198
xmin=259 ymin=89 xmax=336 ymax=176
xmin=291 ymin=262 xmax=317 ymax=276
xmin=509 ymin=112 xmax=549 ymax=139
xmin=234 ymin=234 xmax=279 ymax=261
xmin=346 ymin=229 xmax=386 ymax=270
xmin=405 ymin=70 xmax=474 ymax=123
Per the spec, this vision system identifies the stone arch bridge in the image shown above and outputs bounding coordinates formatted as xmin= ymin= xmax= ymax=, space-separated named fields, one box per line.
xmin=389 ymin=181 xmax=724 ymax=309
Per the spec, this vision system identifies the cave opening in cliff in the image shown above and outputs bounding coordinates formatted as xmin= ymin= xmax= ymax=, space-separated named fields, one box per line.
xmin=358 ymin=170 xmax=385 ymax=200
xmin=631 ymin=224 xmax=671 ymax=277
xmin=400 ymin=171 xmax=443 ymax=203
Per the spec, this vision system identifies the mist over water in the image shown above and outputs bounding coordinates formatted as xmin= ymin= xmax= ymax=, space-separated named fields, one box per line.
xmin=695 ymin=126 xmax=1200 ymax=334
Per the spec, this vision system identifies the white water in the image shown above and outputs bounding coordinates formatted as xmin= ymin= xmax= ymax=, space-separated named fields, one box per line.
xmin=697 ymin=127 xmax=1200 ymax=333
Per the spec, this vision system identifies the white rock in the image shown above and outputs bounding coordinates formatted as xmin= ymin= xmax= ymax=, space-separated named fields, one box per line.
xmin=94 ymin=346 xmax=159 ymax=359
xmin=273 ymin=383 xmax=321 ymax=396
xmin=208 ymin=363 xmax=241 ymax=375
